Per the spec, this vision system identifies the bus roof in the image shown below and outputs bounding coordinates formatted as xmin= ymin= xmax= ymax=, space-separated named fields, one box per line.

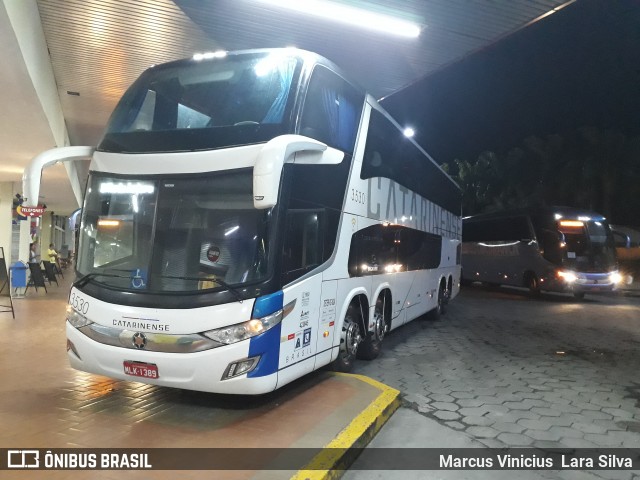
xmin=143 ymin=48 xmax=345 ymax=82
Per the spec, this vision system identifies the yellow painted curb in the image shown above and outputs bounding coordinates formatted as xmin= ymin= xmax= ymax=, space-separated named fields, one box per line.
xmin=290 ymin=373 xmax=401 ymax=480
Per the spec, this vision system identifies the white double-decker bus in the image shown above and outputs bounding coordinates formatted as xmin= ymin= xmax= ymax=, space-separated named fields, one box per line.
xmin=26 ymin=49 xmax=461 ymax=394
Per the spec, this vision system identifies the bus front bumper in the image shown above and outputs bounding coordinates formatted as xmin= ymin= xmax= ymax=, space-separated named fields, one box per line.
xmin=554 ymin=270 xmax=622 ymax=295
xmin=66 ymin=322 xmax=278 ymax=395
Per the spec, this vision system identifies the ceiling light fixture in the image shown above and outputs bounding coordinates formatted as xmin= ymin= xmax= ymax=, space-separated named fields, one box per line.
xmin=257 ymin=0 xmax=421 ymax=38
xmin=403 ymin=127 xmax=415 ymax=138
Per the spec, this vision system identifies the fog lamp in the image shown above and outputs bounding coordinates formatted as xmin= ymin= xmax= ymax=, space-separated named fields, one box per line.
xmin=222 ymin=356 xmax=260 ymax=380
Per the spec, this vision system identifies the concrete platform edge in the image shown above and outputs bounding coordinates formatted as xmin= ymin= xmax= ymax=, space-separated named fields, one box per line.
xmin=291 ymin=373 xmax=401 ymax=480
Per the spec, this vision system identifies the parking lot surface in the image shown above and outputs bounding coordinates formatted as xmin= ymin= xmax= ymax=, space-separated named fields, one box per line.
xmin=346 ymin=286 xmax=640 ymax=479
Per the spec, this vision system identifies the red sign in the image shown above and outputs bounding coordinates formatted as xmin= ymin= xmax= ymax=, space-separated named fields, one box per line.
xmin=16 ymin=205 xmax=46 ymax=217
xmin=123 ymin=361 xmax=159 ymax=379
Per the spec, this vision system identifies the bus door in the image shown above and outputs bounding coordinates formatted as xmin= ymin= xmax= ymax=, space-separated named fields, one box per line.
xmin=277 ymin=275 xmax=322 ymax=387
xmin=277 ymin=209 xmax=325 ymax=386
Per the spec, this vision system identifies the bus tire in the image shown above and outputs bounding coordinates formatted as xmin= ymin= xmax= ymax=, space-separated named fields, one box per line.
xmin=573 ymin=291 xmax=585 ymax=300
xmin=427 ymin=282 xmax=447 ymax=320
xmin=331 ymin=304 xmax=363 ymax=372
xmin=525 ymin=272 xmax=541 ymax=297
xmin=358 ymin=295 xmax=388 ymax=360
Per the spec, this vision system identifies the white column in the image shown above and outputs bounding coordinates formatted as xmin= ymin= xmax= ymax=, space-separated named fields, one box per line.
xmin=18 ymin=215 xmax=31 ymax=263
xmin=0 ymin=182 xmax=13 ymax=262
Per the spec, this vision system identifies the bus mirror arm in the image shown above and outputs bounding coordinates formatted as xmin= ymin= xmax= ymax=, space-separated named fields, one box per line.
xmin=22 ymin=146 xmax=95 ymax=207
xmin=253 ymin=134 xmax=344 ymax=209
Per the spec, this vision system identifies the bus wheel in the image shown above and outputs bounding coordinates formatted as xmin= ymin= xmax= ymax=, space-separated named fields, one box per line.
xmin=573 ymin=291 xmax=585 ymax=300
xmin=358 ymin=296 xmax=387 ymax=360
xmin=332 ymin=304 xmax=362 ymax=372
xmin=427 ymin=282 xmax=447 ymax=320
xmin=525 ymin=272 xmax=541 ymax=296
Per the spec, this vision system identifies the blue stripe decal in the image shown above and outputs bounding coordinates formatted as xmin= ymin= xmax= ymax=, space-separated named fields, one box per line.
xmin=252 ymin=291 xmax=283 ymax=318
xmin=247 ymin=322 xmax=281 ymax=378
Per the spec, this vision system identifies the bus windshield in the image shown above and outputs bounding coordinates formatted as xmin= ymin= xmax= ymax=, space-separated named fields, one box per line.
xmin=76 ymin=170 xmax=272 ymax=292
xmin=98 ymin=51 xmax=301 ymax=153
xmin=558 ymin=220 xmax=617 ymax=272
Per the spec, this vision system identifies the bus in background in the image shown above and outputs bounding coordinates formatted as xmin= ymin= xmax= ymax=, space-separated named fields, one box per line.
xmin=25 ymin=49 xmax=461 ymax=394
xmin=461 ymin=207 xmax=623 ymax=299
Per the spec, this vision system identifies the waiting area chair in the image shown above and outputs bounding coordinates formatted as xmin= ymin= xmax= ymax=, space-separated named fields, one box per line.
xmin=26 ymin=263 xmax=48 ymax=293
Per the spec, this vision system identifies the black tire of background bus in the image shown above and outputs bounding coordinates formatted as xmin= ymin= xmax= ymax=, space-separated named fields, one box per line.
xmin=524 ymin=271 xmax=541 ymax=297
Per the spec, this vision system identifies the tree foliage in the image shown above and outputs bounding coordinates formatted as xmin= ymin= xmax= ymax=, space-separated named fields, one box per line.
xmin=443 ymin=127 xmax=640 ymax=225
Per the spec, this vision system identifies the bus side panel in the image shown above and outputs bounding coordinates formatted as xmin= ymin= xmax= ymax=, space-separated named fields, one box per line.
xmin=276 ymin=275 xmax=323 ymax=388
xmin=313 ymin=279 xmax=339 ymax=369
xmin=462 ymin=242 xmax=518 ymax=285
xmin=392 ymin=270 xmax=413 ymax=327
xmin=403 ymin=270 xmax=432 ymax=323
xmin=462 ymin=241 xmax=550 ymax=288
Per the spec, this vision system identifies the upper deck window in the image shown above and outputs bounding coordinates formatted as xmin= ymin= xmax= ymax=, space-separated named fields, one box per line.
xmin=299 ymin=65 xmax=364 ymax=154
xmin=361 ymin=109 xmax=461 ymax=213
xmin=99 ymin=52 xmax=302 ymax=153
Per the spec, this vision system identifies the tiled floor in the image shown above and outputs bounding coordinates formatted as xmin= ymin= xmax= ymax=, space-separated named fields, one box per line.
xmin=0 ymin=274 xmax=392 ymax=479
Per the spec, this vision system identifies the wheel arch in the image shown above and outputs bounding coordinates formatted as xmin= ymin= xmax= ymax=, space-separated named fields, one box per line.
xmin=334 ymin=288 xmax=369 ymax=347
xmin=371 ymin=283 xmax=392 ymax=329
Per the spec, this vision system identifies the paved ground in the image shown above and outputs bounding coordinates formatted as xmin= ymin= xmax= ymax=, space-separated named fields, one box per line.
xmin=345 ymin=285 xmax=640 ymax=480
xmin=4 ymin=274 xmax=639 ymax=479
xmin=0 ymin=275 xmax=399 ymax=480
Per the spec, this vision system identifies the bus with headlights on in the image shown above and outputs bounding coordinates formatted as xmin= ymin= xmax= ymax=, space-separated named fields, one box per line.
xmin=24 ymin=48 xmax=461 ymax=394
xmin=461 ymin=207 xmax=623 ymax=299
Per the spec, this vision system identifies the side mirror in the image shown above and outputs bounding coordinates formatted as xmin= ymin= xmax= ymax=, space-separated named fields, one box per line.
xmin=612 ymin=231 xmax=631 ymax=248
xmin=23 ymin=146 xmax=95 ymax=207
xmin=253 ymin=134 xmax=343 ymax=209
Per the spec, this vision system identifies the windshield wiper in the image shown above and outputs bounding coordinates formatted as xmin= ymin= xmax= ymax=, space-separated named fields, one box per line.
xmin=155 ymin=275 xmax=245 ymax=303
xmin=75 ymin=271 xmax=246 ymax=303
xmin=74 ymin=271 xmax=133 ymax=288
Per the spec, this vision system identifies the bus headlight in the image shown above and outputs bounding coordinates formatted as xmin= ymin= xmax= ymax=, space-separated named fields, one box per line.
xmin=609 ymin=271 xmax=623 ymax=285
xmin=557 ymin=270 xmax=578 ymax=283
xmin=203 ymin=309 xmax=283 ymax=345
xmin=66 ymin=305 xmax=93 ymax=328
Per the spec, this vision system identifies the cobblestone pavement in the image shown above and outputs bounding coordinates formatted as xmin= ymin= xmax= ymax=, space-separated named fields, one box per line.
xmin=352 ymin=285 xmax=640 ymax=454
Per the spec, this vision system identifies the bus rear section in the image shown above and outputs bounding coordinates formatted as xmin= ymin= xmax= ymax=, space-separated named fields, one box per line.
xmin=461 ymin=208 xmax=623 ymax=298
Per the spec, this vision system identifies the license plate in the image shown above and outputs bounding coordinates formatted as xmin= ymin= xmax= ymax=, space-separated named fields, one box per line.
xmin=123 ymin=361 xmax=159 ymax=379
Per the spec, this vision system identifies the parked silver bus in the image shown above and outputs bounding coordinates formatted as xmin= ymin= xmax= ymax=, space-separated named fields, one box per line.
xmin=461 ymin=207 xmax=623 ymax=298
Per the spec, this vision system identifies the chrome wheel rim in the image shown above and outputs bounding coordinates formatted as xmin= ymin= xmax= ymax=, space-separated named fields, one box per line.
xmin=344 ymin=320 xmax=361 ymax=357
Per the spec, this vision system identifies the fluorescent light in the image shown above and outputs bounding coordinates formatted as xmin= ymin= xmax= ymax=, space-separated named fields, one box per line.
xmin=99 ymin=182 xmax=155 ymax=195
xmin=97 ymin=219 xmax=121 ymax=227
xmin=257 ymin=0 xmax=421 ymax=38
xmin=224 ymin=226 xmax=240 ymax=236
xmin=559 ymin=220 xmax=584 ymax=228
xmin=403 ymin=127 xmax=415 ymax=138
xmin=193 ymin=50 xmax=227 ymax=61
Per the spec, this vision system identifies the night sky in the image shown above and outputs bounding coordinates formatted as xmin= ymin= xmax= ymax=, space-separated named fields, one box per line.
xmin=381 ymin=0 xmax=640 ymax=164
